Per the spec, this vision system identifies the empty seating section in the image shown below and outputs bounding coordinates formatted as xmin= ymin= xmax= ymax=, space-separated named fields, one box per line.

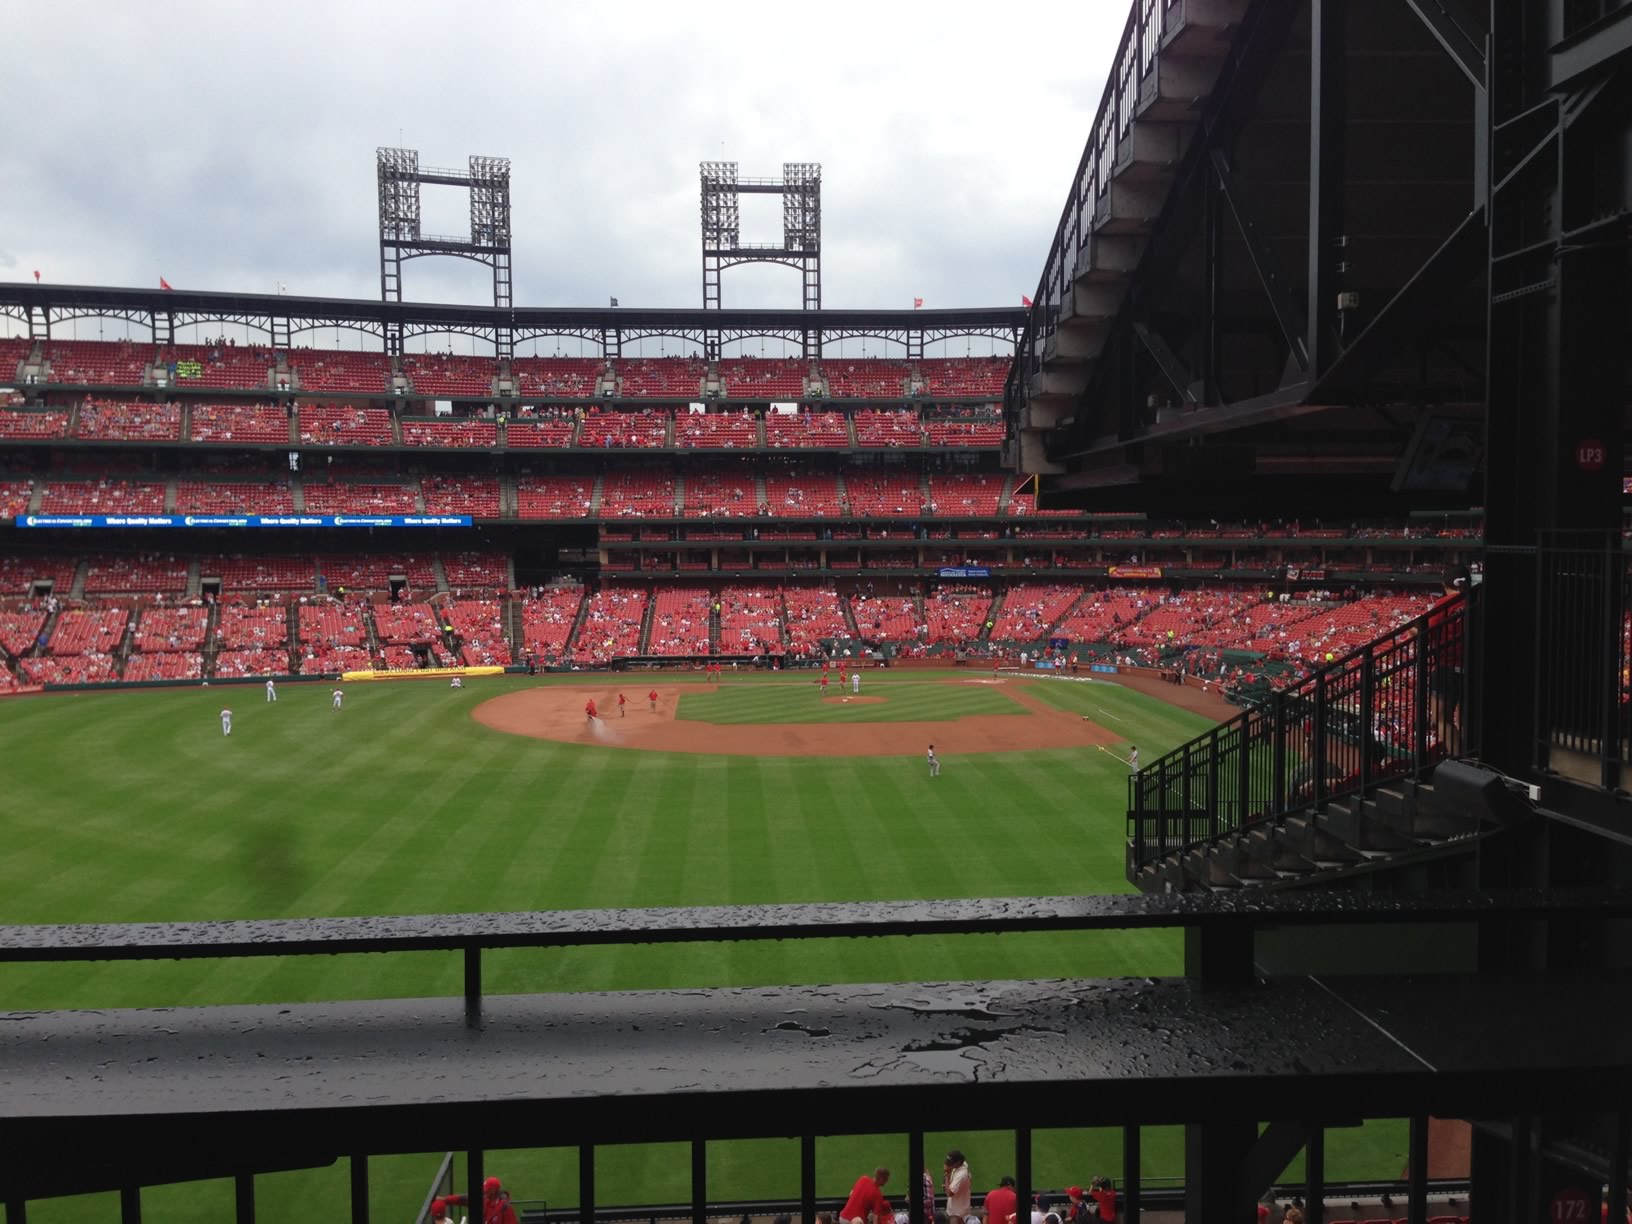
xmin=515 ymin=476 xmax=595 ymax=519
xmin=73 ymin=400 xmax=182 ymax=441
xmin=511 ymin=357 xmax=601 ymax=398
xmin=162 ymin=344 xmax=272 ymax=390
xmin=571 ymin=588 xmax=648 ymax=664
xmin=211 ymin=556 xmax=314 ymax=592
xmin=1007 ymin=490 xmax=1083 ymax=517
xmin=925 ymin=586 xmax=993 ymax=645
xmin=719 ymin=358 xmax=805 ymax=398
xmin=46 ymin=340 xmax=151 ymax=385
xmin=854 ymin=409 xmax=924 ymax=446
xmin=849 ymin=594 xmax=923 ymax=644
xmin=317 ymin=555 xmax=435 ymax=590
xmin=134 ymin=607 xmax=208 ymax=652
xmin=0 ymin=481 xmax=31 ymax=520
xmin=299 ymin=404 xmax=395 ymax=447
xmin=504 ymin=419 xmax=575 ymax=448
xmin=0 ymin=337 xmax=29 ymax=380
xmin=373 ymin=602 xmax=440 ymax=645
xmin=827 ymin=360 xmax=909 ymax=398
xmin=683 ymin=469 xmax=756 ymax=518
xmin=600 ymin=472 xmax=677 ymax=518
xmin=190 ymin=403 xmax=291 ymax=444
xmin=518 ymin=587 xmax=584 ymax=658
xmin=401 ymin=418 xmax=497 ymax=448
xmin=928 ymin=473 xmax=1006 ymax=516
xmin=844 ymin=471 xmax=926 ymax=517
xmin=402 ymin=353 xmax=494 ymax=397
xmin=215 ymin=648 xmax=290 ymax=677
xmin=676 ymin=412 xmax=756 ymax=449
xmin=290 ymin=349 xmax=391 ymax=394
xmin=41 ymin=480 xmax=166 ymax=514
xmin=299 ymin=602 xmax=367 ymax=647
xmin=215 ymin=605 xmax=289 ymax=650
xmin=122 ymin=651 xmax=204 ymax=681
xmin=618 ymin=357 xmax=703 ymax=398
xmin=299 ymin=643 xmax=372 ymax=675
xmin=442 ymin=552 xmax=508 ymax=588
xmin=0 ymin=610 xmax=48 ymax=655
xmin=0 ymin=409 xmax=69 ymax=438
xmin=0 ymin=557 xmax=79 ymax=595
xmin=421 ymin=476 xmax=500 ymax=517
xmin=924 ymin=419 xmax=1005 ymax=447
xmin=765 ymin=411 xmax=848 ymax=448
xmin=302 ymin=482 xmax=418 ymax=514
xmin=920 ymin=356 xmax=1009 ymax=397
xmin=83 ymin=554 xmax=188 ymax=593
xmin=764 ymin=472 xmax=845 ymax=517
xmin=1056 ymin=588 xmax=1159 ymax=642
xmin=991 ymin=585 xmax=1084 ymax=641
xmin=175 ymin=481 xmax=295 ymax=514
xmin=580 ymin=409 xmax=667 ymax=448
xmin=718 ymin=586 xmax=783 ymax=655
xmin=49 ymin=608 xmax=128 ymax=655
xmin=647 ymin=587 xmax=711 ymax=656
xmin=449 ymin=598 xmax=515 ymax=666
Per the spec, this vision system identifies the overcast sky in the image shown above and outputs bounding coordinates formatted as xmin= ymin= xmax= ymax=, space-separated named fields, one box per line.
xmin=1 ymin=1 xmax=1122 ymax=339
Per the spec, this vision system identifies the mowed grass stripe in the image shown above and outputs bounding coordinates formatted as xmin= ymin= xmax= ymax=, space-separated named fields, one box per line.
xmin=677 ymin=679 xmax=1019 ymax=724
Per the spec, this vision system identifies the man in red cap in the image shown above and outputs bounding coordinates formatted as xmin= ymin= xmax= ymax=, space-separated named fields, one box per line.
xmin=430 ymin=1198 xmax=454 ymax=1224
xmin=447 ymin=1175 xmax=520 ymax=1224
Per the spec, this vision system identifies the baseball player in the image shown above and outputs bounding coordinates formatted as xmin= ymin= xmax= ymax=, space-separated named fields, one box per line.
xmin=220 ymin=708 xmax=233 ymax=737
xmin=820 ymin=672 xmax=829 ymax=696
xmin=265 ymin=678 xmax=277 ymax=702
xmin=649 ymin=688 xmax=658 ymax=712
xmin=927 ymin=744 xmax=940 ymax=778
xmin=450 ymin=676 xmax=463 ymax=689
xmin=618 ymin=692 xmax=627 ymax=717
xmin=331 ymin=688 xmax=344 ymax=710
xmin=1129 ymin=745 xmax=1140 ymax=772
xmin=851 ymin=671 xmax=861 ymax=695
xmin=585 ymin=698 xmax=598 ymax=723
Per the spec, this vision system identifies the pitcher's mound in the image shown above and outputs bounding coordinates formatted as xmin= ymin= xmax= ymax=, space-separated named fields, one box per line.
xmin=822 ymin=695 xmax=885 ymax=705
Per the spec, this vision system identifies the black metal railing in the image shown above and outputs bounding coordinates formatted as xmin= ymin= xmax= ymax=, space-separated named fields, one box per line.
xmin=1003 ymin=0 xmax=1178 ymax=423
xmin=1128 ymin=587 xmax=1479 ymax=866
xmin=1536 ymin=530 xmax=1629 ymax=789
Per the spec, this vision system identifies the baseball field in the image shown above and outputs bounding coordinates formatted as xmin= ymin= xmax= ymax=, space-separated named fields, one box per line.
xmin=0 ymin=670 xmax=1408 ymax=1222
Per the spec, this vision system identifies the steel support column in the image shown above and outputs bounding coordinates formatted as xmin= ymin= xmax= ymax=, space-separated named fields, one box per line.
xmin=1307 ymin=0 xmax=1347 ymax=378
xmin=579 ymin=1144 xmax=595 ymax=1224
xmin=350 ymin=1155 xmax=368 ymax=1224
xmin=908 ymin=1132 xmax=926 ymax=1224
xmin=691 ymin=1139 xmax=706 ymax=1224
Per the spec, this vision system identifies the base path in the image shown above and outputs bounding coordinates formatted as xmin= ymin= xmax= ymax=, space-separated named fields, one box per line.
xmin=471 ymin=680 xmax=1120 ymax=757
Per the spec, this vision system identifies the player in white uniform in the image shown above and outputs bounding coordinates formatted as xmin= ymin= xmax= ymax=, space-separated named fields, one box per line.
xmin=220 ymin=708 xmax=233 ymax=737
xmin=265 ymin=678 xmax=277 ymax=702
xmin=851 ymin=672 xmax=860 ymax=695
xmin=331 ymin=688 xmax=344 ymax=710
xmin=927 ymin=744 xmax=940 ymax=778
xmin=1129 ymin=745 xmax=1139 ymax=772
xmin=450 ymin=676 xmax=463 ymax=689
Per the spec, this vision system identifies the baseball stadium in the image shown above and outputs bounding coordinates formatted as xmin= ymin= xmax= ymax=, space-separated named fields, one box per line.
xmin=2 ymin=1 xmax=1631 ymax=1222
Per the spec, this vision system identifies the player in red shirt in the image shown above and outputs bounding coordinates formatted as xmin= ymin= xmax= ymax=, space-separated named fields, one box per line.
xmin=840 ymin=1168 xmax=891 ymax=1224
xmin=618 ymin=692 xmax=627 ymax=717
xmin=447 ymin=1176 xmax=521 ymax=1224
xmin=983 ymin=1177 xmax=1018 ymax=1224
xmin=585 ymin=698 xmax=598 ymax=722
xmin=649 ymin=688 xmax=658 ymax=711
xmin=820 ymin=673 xmax=829 ymax=696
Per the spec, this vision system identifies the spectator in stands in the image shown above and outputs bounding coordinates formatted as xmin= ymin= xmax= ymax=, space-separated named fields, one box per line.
xmin=944 ymin=1152 xmax=972 ymax=1221
xmin=446 ymin=1175 xmax=519 ymax=1224
xmin=841 ymin=1168 xmax=892 ymax=1224
xmin=982 ymin=1177 xmax=1017 ymax=1224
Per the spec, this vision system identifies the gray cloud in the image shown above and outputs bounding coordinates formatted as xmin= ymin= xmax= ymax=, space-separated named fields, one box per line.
xmin=2 ymin=0 xmax=1119 ymax=320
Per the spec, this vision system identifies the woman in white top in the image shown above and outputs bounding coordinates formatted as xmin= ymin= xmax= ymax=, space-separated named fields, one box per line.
xmin=944 ymin=1151 xmax=972 ymax=1221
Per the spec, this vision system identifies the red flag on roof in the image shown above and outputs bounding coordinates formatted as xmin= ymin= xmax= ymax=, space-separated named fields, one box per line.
xmin=33 ymin=270 xmax=40 ymax=283
xmin=913 ymin=297 xmax=923 ymax=309
xmin=159 ymin=277 xmax=173 ymax=291
xmin=1021 ymin=294 xmax=1033 ymax=308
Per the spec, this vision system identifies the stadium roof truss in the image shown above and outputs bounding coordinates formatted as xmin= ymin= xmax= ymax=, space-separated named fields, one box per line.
xmin=700 ymin=161 xmax=822 ymax=357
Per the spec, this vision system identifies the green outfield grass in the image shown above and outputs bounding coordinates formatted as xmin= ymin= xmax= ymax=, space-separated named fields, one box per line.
xmin=0 ymin=673 xmax=1407 ymax=1222
xmin=677 ymin=677 xmax=1020 ymax=722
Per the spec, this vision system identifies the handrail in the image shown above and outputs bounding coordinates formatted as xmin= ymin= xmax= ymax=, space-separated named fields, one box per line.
xmin=1127 ymin=586 xmax=1480 ymax=866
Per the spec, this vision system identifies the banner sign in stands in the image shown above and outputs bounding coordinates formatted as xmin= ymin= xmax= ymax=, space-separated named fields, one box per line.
xmin=1106 ymin=565 xmax=1163 ymax=579
xmin=18 ymin=515 xmax=473 ymax=529
xmin=937 ymin=566 xmax=991 ymax=579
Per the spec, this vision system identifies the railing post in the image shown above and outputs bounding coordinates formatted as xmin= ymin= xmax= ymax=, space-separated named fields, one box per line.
xmin=1414 ymin=608 xmax=1432 ymax=770
xmin=1407 ymin=1116 xmax=1428 ymax=1224
xmin=5 ymin=1199 xmax=25 ymax=1224
xmin=690 ymin=1138 xmax=707 ymax=1224
xmin=1358 ymin=644 xmax=1375 ymax=792
xmin=1303 ymin=1125 xmax=1324 ymax=1218
xmin=1122 ymin=1124 xmax=1141 ymax=1223
xmin=800 ymin=1135 xmax=817 ymax=1224
xmin=1312 ymin=670 xmax=1328 ymax=808
xmin=579 ymin=1144 xmax=596 ymax=1224
xmin=350 ymin=1154 xmax=369 ymax=1224
xmin=120 ymin=1185 xmax=140 ymax=1224
xmin=1014 ymin=1127 xmax=1032 ymax=1224
xmin=468 ymin=1150 xmax=484 ymax=1224
xmin=464 ymin=945 xmax=482 ymax=1028
xmin=1601 ymin=537 xmax=1621 ymax=788
xmin=1271 ymin=694 xmax=1288 ymax=815
xmin=234 ymin=1173 xmax=254 ymax=1224
xmin=1180 ymin=742 xmax=1193 ymax=845
xmin=909 ymin=1130 xmax=926 ymax=1224
xmin=1206 ymin=727 xmax=1221 ymax=835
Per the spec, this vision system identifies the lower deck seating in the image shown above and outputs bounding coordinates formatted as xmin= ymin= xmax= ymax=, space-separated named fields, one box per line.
xmin=571 ymin=588 xmax=648 ymax=664
xmin=848 ymin=593 xmax=923 ymax=645
xmin=718 ymin=586 xmax=783 ymax=655
xmin=519 ymin=588 xmax=585 ymax=659
xmin=134 ymin=606 xmax=208 ymax=651
xmin=647 ymin=587 xmax=711 ymax=656
xmin=924 ymin=585 xmax=992 ymax=645
xmin=214 ymin=648 xmax=291 ymax=677
xmin=447 ymin=598 xmax=514 ymax=666
xmin=215 ymin=604 xmax=289 ymax=649
xmin=373 ymin=602 xmax=440 ymax=645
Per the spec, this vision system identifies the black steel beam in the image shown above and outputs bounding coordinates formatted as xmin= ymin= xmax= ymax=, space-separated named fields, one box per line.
xmin=1308 ymin=0 xmax=1347 ymax=379
xmin=1210 ymin=151 xmax=1309 ymax=373
xmin=1551 ymin=3 xmax=1632 ymax=90
xmin=1405 ymin=0 xmax=1488 ymax=89
xmin=1130 ymin=322 xmax=1199 ymax=406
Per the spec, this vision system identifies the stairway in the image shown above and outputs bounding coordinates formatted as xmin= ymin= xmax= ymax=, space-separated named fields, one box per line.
xmin=201 ymin=601 xmax=221 ymax=679
xmin=637 ymin=593 xmax=658 ymax=655
xmin=753 ymin=472 xmax=768 ymax=514
xmin=291 ymin=477 xmax=307 ymax=513
xmin=430 ymin=558 xmax=450 ymax=595
xmin=26 ymin=479 xmax=43 ymax=514
xmin=67 ymin=561 xmax=87 ymax=601
xmin=996 ymin=475 xmax=1016 ymax=515
xmin=589 ymin=475 xmax=604 ymax=516
xmin=163 ymin=476 xmax=178 ymax=514
xmin=564 ymin=591 xmax=592 ymax=659
xmin=185 ymin=559 xmax=202 ymax=598
xmin=840 ymin=590 xmax=862 ymax=640
xmin=673 ymin=473 xmax=686 ymax=517
xmin=708 ymin=598 xmax=721 ymax=656
xmin=979 ymin=587 xmax=1008 ymax=645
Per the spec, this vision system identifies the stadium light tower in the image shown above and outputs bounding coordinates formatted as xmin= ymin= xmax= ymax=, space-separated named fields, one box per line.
xmin=700 ymin=161 xmax=821 ymax=357
xmin=376 ymin=147 xmax=514 ymax=359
